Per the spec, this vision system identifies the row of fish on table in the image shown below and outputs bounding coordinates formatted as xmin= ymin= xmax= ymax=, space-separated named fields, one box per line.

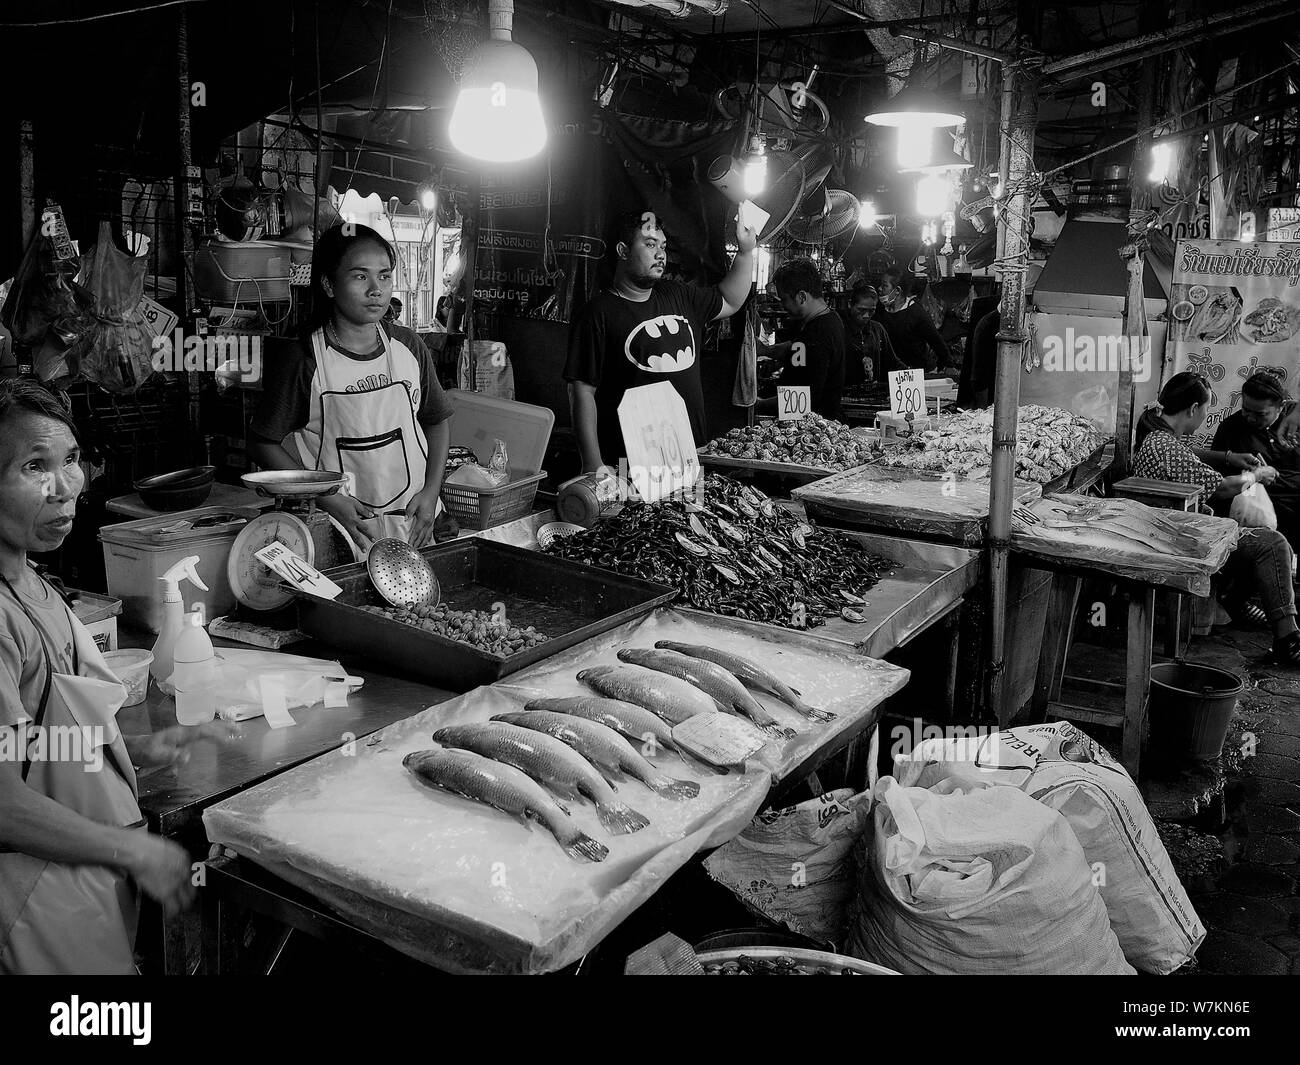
xmin=403 ymin=643 xmax=834 ymax=862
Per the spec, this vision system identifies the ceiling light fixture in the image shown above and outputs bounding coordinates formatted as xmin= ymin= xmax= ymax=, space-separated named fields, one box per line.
xmin=866 ymin=85 xmax=964 ymax=130
xmin=449 ymin=0 xmax=547 ymax=163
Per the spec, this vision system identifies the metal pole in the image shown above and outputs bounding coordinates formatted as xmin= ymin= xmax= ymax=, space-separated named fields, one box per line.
xmin=987 ymin=60 xmax=1039 ymax=724
xmin=172 ymin=7 xmax=194 ymax=317
xmin=889 ymin=28 xmax=1015 ymax=64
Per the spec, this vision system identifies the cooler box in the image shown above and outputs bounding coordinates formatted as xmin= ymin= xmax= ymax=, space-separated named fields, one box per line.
xmin=98 ymin=506 xmax=258 ymax=633
xmin=440 ymin=391 xmax=554 ymax=531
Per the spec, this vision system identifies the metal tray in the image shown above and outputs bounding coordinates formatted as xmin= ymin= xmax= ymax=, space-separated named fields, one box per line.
xmin=294 ymin=539 xmax=677 ymax=690
xmin=694 ymin=946 xmax=897 ymax=975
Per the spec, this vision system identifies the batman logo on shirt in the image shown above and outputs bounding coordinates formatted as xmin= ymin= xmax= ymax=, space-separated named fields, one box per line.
xmin=624 ymin=314 xmax=696 ymax=374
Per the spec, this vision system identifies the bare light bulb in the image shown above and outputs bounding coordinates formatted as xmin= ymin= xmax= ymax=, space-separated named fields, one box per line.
xmin=743 ymin=153 xmax=768 ymax=196
xmin=916 ymin=175 xmax=951 ymax=217
xmin=859 ymin=199 xmax=877 ymax=228
xmin=1148 ymin=143 xmax=1172 ymax=183
xmin=897 ymin=126 xmax=932 ymax=169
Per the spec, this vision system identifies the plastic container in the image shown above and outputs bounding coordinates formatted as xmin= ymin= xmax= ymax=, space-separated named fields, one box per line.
xmin=70 ymin=590 xmax=122 ymax=653
xmin=193 ymin=241 xmax=290 ymax=303
xmin=443 ymin=390 xmax=554 ymax=477
xmin=1149 ymin=661 xmax=1245 ymax=761
xmin=99 ymin=507 xmax=252 ymax=633
xmin=440 ymin=469 xmax=547 ymax=531
xmin=102 ymin=649 xmax=154 ymax=707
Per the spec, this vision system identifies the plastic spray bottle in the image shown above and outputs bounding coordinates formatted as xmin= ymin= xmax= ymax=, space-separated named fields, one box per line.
xmin=151 ymin=556 xmax=209 ymax=695
xmin=172 ymin=609 xmax=216 ymax=725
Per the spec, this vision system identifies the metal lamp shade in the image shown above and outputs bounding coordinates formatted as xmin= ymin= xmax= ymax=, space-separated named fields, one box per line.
xmin=449 ymin=39 xmax=547 ymax=162
xmin=865 ymin=87 xmax=964 ymax=129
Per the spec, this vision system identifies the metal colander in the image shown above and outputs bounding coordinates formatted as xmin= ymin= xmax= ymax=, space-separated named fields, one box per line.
xmin=367 ymin=538 xmax=441 ymax=610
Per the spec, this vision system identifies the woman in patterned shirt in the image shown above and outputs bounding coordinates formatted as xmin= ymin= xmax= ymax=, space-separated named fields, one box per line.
xmin=1133 ymin=371 xmax=1300 ymax=666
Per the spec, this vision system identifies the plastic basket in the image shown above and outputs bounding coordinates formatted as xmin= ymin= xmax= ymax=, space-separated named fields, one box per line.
xmin=289 ymin=262 xmax=312 ymax=286
xmin=441 ymin=470 xmax=546 ymax=531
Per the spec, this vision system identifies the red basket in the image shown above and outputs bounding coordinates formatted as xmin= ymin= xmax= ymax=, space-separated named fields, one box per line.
xmin=440 ymin=470 xmax=546 ymax=531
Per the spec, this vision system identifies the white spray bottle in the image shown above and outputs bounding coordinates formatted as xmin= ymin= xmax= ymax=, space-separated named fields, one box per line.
xmin=151 ymin=555 xmax=209 ymax=696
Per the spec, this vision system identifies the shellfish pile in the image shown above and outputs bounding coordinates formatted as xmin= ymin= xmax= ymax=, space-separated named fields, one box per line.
xmin=703 ymin=414 xmax=874 ymax=470
xmin=543 ymin=476 xmax=890 ymax=628
xmin=878 ymin=404 xmax=1106 ymax=483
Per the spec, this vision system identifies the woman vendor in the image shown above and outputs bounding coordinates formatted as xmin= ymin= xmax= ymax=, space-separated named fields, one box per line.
xmin=251 ymin=223 xmax=456 ymax=559
xmin=1133 ymin=371 xmax=1300 ymax=666
xmin=0 ymin=380 xmax=223 ymax=974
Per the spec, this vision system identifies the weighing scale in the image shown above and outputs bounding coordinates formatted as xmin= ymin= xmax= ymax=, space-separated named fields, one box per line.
xmin=228 ymin=471 xmax=347 ymax=613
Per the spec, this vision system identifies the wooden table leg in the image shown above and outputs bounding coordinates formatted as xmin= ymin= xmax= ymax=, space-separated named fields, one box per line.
xmin=1124 ymin=587 xmax=1157 ymax=779
xmin=1032 ymin=575 xmax=1082 ymax=722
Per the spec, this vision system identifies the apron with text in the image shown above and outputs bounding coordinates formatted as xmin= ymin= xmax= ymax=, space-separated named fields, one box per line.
xmin=294 ymin=327 xmax=438 ymax=561
xmin=0 ymin=572 xmax=143 ymax=975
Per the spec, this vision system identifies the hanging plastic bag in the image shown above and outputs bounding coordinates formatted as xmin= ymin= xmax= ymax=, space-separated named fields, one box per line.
xmin=0 ymin=218 xmax=96 ymax=378
xmin=1230 ymin=479 xmax=1278 ymax=529
xmin=457 ymin=340 xmax=514 ymax=398
xmin=67 ymin=222 xmax=156 ymax=393
xmin=732 ymin=297 xmax=758 ymax=407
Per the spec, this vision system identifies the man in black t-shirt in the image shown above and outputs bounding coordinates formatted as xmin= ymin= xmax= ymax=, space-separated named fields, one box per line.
xmin=771 ymin=258 xmax=846 ymax=420
xmin=564 ymin=211 xmax=757 ymax=472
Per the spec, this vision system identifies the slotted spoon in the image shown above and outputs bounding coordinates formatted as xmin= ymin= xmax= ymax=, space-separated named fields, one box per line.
xmin=366 ymin=538 xmax=441 ymax=610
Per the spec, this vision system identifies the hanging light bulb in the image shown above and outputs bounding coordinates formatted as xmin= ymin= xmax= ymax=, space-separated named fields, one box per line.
xmin=449 ymin=0 xmax=547 ymax=163
xmin=859 ymin=199 xmax=878 ymax=228
xmin=921 ymin=220 xmax=938 ymax=245
xmin=743 ymin=133 xmax=767 ymax=196
xmin=416 ymin=181 xmax=437 ymax=212
xmin=866 ymin=86 xmax=964 ymax=130
xmin=897 ymin=126 xmax=932 ymax=169
xmin=916 ymin=174 xmax=951 ymax=217
xmin=1148 ymin=142 xmax=1172 ymax=183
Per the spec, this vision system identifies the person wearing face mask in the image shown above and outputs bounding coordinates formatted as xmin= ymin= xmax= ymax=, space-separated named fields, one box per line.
xmin=1133 ymin=371 xmax=1299 ymax=666
xmin=875 ymin=269 xmax=949 ymax=374
xmin=565 ymin=210 xmax=758 ymax=475
xmin=1212 ymin=371 xmax=1300 ymax=555
xmin=251 ymin=223 xmax=456 ymax=560
xmin=840 ymin=283 xmax=904 ymax=387
xmin=0 ymin=380 xmax=226 ymax=973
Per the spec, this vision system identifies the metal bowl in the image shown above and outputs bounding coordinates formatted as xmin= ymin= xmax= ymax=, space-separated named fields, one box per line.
xmin=694 ymin=946 xmax=899 ymax=975
xmin=134 ymin=467 xmax=216 ymax=511
xmin=241 ymin=470 xmax=346 ymax=499
xmin=135 ymin=465 xmax=216 ymax=491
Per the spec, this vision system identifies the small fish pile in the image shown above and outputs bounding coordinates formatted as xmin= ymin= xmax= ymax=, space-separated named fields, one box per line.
xmin=703 ymin=414 xmax=874 ymax=470
xmin=543 ymin=476 xmax=889 ymax=629
xmin=879 ymin=404 xmax=1106 ymax=483
xmin=357 ymin=602 xmax=549 ymax=656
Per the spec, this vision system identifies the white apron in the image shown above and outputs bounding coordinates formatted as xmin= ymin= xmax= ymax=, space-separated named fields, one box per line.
xmin=292 ymin=326 xmax=441 ymax=561
xmin=0 ymin=571 xmax=143 ymax=975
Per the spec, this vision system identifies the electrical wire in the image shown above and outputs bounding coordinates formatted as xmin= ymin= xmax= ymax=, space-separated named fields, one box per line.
xmin=0 ymin=0 xmax=217 ymax=27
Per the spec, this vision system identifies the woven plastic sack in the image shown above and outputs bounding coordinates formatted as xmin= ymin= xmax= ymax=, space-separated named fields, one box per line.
xmin=703 ymin=788 xmax=871 ymax=947
xmin=895 ymin=722 xmax=1204 ymax=974
xmin=847 ymin=776 xmax=1133 ymax=975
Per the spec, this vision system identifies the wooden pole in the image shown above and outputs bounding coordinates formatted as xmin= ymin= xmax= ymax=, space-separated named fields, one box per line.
xmin=987 ymin=58 xmax=1040 ymax=725
xmin=172 ymin=8 xmax=194 ymax=318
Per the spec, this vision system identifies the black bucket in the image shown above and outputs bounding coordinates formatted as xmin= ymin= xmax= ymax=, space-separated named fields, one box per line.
xmin=1149 ymin=661 xmax=1244 ymax=761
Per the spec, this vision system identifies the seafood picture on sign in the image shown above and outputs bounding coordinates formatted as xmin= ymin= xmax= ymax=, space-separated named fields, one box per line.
xmin=1170 ymin=239 xmax=1300 ymax=432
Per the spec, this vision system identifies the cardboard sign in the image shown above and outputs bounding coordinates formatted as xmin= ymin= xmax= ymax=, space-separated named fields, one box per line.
xmin=888 ymin=368 xmax=925 ymax=418
xmin=136 ymin=295 xmax=178 ymax=338
xmin=777 ymin=385 xmax=811 ymax=421
xmin=672 ymin=712 xmax=767 ymax=769
xmin=254 ymin=541 xmax=342 ymax=601
xmin=618 ymin=382 xmax=701 ymax=504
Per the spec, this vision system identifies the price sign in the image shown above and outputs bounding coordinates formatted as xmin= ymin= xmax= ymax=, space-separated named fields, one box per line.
xmin=889 ymin=368 xmax=925 ymax=418
xmin=135 ymin=295 xmax=178 ymax=338
xmin=777 ymin=385 xmax=811 ymax=421
xmin=255 ymin=541 xmax=342 ymax=600
xmin=618 ymin=382 xmax=701 ymax=504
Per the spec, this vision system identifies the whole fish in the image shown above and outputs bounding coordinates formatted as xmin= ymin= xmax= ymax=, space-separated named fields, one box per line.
xmin=432 ymin=722 xmax=650 ymax=835
xmin=494 ymin=711 xmax=699 ymax=801
xmin=402 ymin=747 xmax=608 ymax=862
xmin=654 ymin=641 xmax=836 ymax=722
xmin=578 ymin=663 xmax=717 ymax=725
xmin=617 ymin=647 xmax=796 ymax=739
xmin=525 ymin=695 xmax=677 ymax=756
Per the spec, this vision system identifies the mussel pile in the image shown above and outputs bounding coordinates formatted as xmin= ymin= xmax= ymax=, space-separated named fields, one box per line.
xmin=702 ymin=414 xmax=874 ymax=470
xmin=543 ymin=476 xmax=890 ymax=629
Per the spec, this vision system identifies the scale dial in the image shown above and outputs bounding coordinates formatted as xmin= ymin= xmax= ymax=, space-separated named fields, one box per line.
xmin=228 ymin=511 xmax=316 ymax=611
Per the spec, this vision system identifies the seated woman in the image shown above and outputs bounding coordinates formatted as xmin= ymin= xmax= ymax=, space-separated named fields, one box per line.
xmin=1133 ymin=371 xmax=1299 ymax=666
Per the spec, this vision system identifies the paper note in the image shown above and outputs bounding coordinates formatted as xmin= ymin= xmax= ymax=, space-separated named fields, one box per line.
xmin=888 ymin=368 xmax=925 ymax=418
xmin=618 ymin=382 xmax=701 ymax=504
xmin=255 ymin=541 xmax=342 ymax=600
xmin=738 ymin=199 xmax=770 ymax=234
xmin=777 ymin=385 xmax=811 ymax=421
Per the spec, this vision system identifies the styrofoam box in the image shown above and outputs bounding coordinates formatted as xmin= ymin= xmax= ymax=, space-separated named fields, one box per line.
xmin=98 ymin=507 xmax=250 ymax=634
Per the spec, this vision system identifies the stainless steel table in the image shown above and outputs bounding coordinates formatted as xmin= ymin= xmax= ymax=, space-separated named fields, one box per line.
xmin=117 ymin=629 xmax=455 ymax=973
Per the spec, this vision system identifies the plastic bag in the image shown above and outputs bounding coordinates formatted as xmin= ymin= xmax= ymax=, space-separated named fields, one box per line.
xmin=703 ymin=788 xmax=871 ymax=946
xmin=67 ymin=221 xmax=156 ymax=393
xmin=0 ymin=218 xmax=95 ymax=376
xmin=1230 ymin=481 xmax=1278 ymax=529
xmin=209 ymin=648 xmax=360 ymax=721
xmin=895 ymin=722 xmax=1205 ymax=974
xmin=457 ymin=340 xmax=514 ymax=399
xmin=846 ymin=776 xmax=1133 ymax=975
